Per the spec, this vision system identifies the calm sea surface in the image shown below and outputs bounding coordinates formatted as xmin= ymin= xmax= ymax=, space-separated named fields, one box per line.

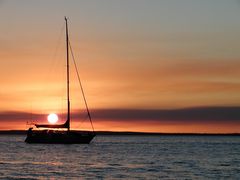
xmin=0 ymin=135 xmax=239 ymax=179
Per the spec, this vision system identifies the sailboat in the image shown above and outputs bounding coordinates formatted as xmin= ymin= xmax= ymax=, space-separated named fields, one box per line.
xmin=25 ymin=17 xmax=95 ymax=144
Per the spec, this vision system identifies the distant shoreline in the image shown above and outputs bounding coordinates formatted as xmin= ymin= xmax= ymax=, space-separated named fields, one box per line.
xmin=0 ymin=130 xmax=239 ymax=136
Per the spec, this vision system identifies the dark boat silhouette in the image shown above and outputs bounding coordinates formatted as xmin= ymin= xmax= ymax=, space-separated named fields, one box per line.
xmin=25 ymin=17 xmax=95 ymax=144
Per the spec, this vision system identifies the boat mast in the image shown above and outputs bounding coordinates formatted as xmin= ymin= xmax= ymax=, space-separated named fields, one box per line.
xmin=65 ymin=17 xmax=70 ymax=131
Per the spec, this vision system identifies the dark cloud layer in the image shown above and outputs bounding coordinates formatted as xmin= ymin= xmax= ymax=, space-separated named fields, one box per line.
xmin=0 ymin=106 xmax=240 ymax=123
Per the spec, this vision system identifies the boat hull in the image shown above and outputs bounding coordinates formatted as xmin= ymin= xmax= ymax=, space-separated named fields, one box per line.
xmin=25 ymin=130 xmax=95 ymax=144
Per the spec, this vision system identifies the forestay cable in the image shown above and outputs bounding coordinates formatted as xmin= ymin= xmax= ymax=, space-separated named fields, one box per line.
xmin=69 ymin=41 xmax=95 ymax=133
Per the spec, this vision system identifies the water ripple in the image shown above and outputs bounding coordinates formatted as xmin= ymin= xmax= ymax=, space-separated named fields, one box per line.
xmin=0 ymin=135 xmax=239 ymax=179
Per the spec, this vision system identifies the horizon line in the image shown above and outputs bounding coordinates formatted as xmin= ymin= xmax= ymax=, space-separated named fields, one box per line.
xmin=0 ymin=130 xmax=240 ymax=136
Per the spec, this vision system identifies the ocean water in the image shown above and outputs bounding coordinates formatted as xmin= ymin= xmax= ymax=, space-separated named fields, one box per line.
xmin=0 ymin=135 xmax=239 ymax=179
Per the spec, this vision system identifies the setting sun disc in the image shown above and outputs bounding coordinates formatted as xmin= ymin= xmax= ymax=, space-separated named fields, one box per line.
xmin=47 ymin=113 xmax=58 ymax=124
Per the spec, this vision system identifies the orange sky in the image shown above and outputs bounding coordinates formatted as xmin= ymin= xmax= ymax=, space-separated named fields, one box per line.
xmin=1 ymin=119 xmax=239 ymax=134
xmin=0 ymin=1 xmax=240 ymax=133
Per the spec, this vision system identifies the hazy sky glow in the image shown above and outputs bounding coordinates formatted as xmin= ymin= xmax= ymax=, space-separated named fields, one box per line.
xmin=0 ymin=0 xmax=240 ymax=132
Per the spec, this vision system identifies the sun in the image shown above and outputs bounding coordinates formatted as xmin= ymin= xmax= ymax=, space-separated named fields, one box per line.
xmin=47 ymin=113 xmax=58 ymax=124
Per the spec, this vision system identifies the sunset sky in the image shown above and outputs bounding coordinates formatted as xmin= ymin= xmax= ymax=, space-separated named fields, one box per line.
xmin=0 ymin=0 xmax=240 ymax=133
